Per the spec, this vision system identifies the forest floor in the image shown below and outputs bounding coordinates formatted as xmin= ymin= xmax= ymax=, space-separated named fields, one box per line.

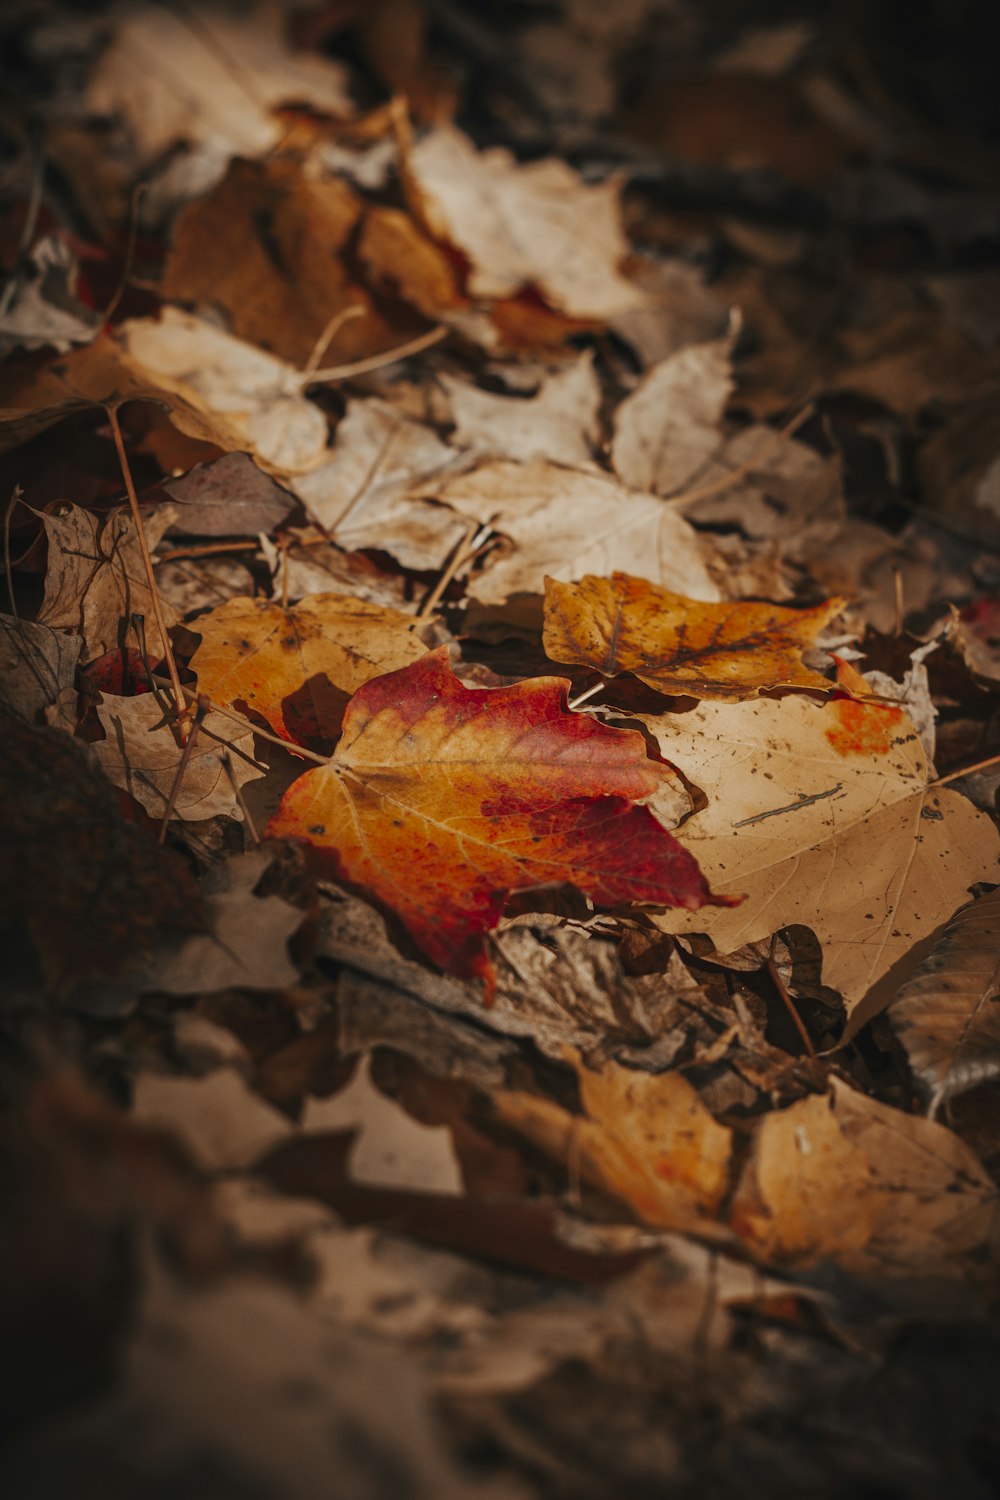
xmin=2 ymin=3 xmax=1000 ymax=1497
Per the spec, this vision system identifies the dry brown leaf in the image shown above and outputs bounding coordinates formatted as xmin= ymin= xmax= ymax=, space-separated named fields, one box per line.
xmin=92 ymin=692 xmax=262 ymax=822
xmin=731 ymin=1077 xmax=998 ymax=1277
xmin=639 ymin=664 xmax=1000 ymax=1013
xmin=0 ymin=615 xmax=81 ymax=728
xmin=86 ymin=4 xmax=353 ymax=167
xmin=543 ymin=574 xmax=844 ymax=698
xmin=118 ymin=310 xmax=329 ymax=475
xmin=35 ymin=502 xmax=178 ymax=663
xmin=138 ymin=851 xmax=303 ymax=997
xmin=887 ymin=888 xmax=1000 ymax=1113
xmin=190 ymin=592 xmax=431 ymax=751
xmin=291 ymin=398 xmax=464 ymax=562
xmin=358 ymin=204 xmax=466 ymax=319
xmin=440 ymin=351 xmax=600 ymax=467
xmin=413 ymin=459 xmax=720 ymax=605
xmin=301 ymin=1055 xmax=463 ymax=1194
xmin=495 ymin=1048 xmax=732 ymax=1232
xmin=611 ymin=257 xmax=730 ymax=369
xmin=611 ymin=332 xmax=734 ymax=495
xmin=404 ymin=125 xmax=644 ymax=319
xmin=163 ymin=157 xmax=404 ymax=369
xmin=162 ymin=452 xmax=296 ymax=538
xmin=132 ymin=1069 xmax=293 ymax=1172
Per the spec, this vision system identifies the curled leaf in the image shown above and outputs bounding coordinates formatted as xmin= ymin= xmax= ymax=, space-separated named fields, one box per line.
xmin=887 ymin=887 xmax=1000 ymax=1114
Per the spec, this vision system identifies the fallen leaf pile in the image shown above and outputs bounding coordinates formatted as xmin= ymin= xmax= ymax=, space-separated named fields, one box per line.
xmin=3 ymin=3 xmax=1000 ymax=1497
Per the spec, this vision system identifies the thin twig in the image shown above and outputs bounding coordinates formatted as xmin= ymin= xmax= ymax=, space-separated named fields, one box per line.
xmin=158 ymin=694 xmax=208 ymax=843
xmin=222 ymin=749 xmax=260 ymax=844
xmin=665 ymin=403 xmax=816 ymax=509
xmin=4 ymin=486 xmax=22 ymax=619
xmin=107 ymin=405 xmax=191 ymax=736
xmin=929 ymin=752 xmax=1000 ymax=788
xmin=767 ymin=934 xmax=815 ymax=1057
xmin=300 ymin=325 xmax=447 ymax=386
xmin=417 ymin=517 xmax=481 ymax=619
xmin=158 ymin=539 xmax=259 ymax=562
xmin=567 ymin=680 xmax=607 ymax=711
xmin=301 ymin=304 xmax=365 ymax=379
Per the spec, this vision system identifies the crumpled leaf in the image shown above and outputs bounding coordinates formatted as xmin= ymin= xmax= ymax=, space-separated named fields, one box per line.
xmin=132 ymin=1068 xmax=293 ymax=1172
xmin=611 ymin=332 xmax=734 ymax=495
xmin=92 ymin=692 xmax=263 ymax=821
xmin=731 ymin=1076 xmax=998 ymax=1278
xmin=639 ymin=662 xmax=1000 ymax=1014
xmin=887 ymin=887 xmax=1000 ymax=1113
xmin=86 ymin=4 xmax=353 ymax=168
xmin=190 ymin=592 xmax=432 ymax=752
xmin=440 ymin=351 xmax=600 ymax=467
xmin=0 ymin=614 xmax=81 ymax=728
xmin=495 ymin=1048 xmax=732 ymax=1231
xmin=543 ymin=573 xmax=844 ymax=698
xmin=404 ymin=125 xmax=644 ymax=319
xmin=267 ymin=648 xmax=730 ymax=991
xmin=411 ymin=458 xmax=721 ymax=605
xmin=0 ymin=710 xmax=201 ymax=999
xmin=118 ymin=309 xmax=329 ymax=475
xmin=35 ymin=502 xmax=178 ymax=664
xmin=0 ymin=235 xmax=98 ymax=360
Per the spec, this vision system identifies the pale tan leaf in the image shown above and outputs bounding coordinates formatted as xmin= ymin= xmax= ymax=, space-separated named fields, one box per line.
xmin=440 ymin=350 xmax=600 ymax=467
xmin=0 ymin=615 xmax=82 ymax=727
xmin=92 ymin=692 xmax=263 ymax=822
xmin=611 ymin=333 xmax=734 ymax=495
xmin=639 ymin=673 xmax=1000 ymax=1013
xmin=887 ymin=887 xmax=1000 ymax=1113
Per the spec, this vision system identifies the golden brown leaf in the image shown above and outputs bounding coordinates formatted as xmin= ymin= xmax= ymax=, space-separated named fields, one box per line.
xmin=190 ymin=593 xmax=432 ymax=752
xmin=544 ymin=573 xmax=845 ymax=699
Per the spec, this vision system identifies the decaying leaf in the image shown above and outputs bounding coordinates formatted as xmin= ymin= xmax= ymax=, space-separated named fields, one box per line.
xmin=412 ymin=459 xmax=721 ymax=605
xmin=267 ymin=648 xmax=730 ymax=990
xmin=162 ymin=452 xmax=296 ymax=538
xmin=497 ymin=1048 xmax=732 ymax=1231
xmin=404 ymin=125 xmax=644 ymax=319
xmin=543 ymin=573 xmax=844 ymax=698
xmin=639 ymin=663 xmax=1000 ymax=1013
xmin=887 ymin=887 xmax=1000 ymax=1113
xmin=92 ymin=692 xmax=263 ymax=821
xmin=35 ymin=503 xmax=178 ymax=665
xmin=190 ymin=592 xmax=432 ymax=751
xmin=731 ymin=1076 xmax=998 ymax=1277
xmin=0 ymin=614 xmax=81 ymax=728
xmin=611 ymin=333 xmax=734 ymax=495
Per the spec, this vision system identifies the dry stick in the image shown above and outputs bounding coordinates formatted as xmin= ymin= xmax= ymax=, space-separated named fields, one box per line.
xmin=929 ymin=751 xmax=1000 ymax=788
xmin=100 ymin=182 xmax=145 ymax=327
xmin=159 ymin=538 xmax=259 ymax=562
xmin=567 ymin=680 xmax=607 ymax=711
xmin=301 ymin=304 xmax=365 ymax=380
xmin=152 ymin=674 xmax=330 ymax=766
xmin=107 ymin=405 xmax=191 ymax=737
xmin=221 ymin=749 xmax=260 ymax=844
xmin=301 ymin=324 xmax=447 ymax=386
xmin=158 ymin=694 xmax=209 ymax=843
xmin=664 ymin=403 xmax=816 ymax=510
xmin=417 ymin=517 xmax=484 ymax=620
xmin=766 ymin=934 xmax=816 ymax=1058
xmin=4 ymin=485 xmax=22 ymax=619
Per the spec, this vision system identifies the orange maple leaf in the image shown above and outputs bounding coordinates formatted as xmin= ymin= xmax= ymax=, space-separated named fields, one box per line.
xmin=543 ymin=573 xmax=846 ymax=699
xmin=266 ymin=648 xmax=733 ymax=995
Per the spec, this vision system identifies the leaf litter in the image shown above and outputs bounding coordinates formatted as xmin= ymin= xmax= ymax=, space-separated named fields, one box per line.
xmin=3 ymin=5 xmax=1000 ymax=1498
